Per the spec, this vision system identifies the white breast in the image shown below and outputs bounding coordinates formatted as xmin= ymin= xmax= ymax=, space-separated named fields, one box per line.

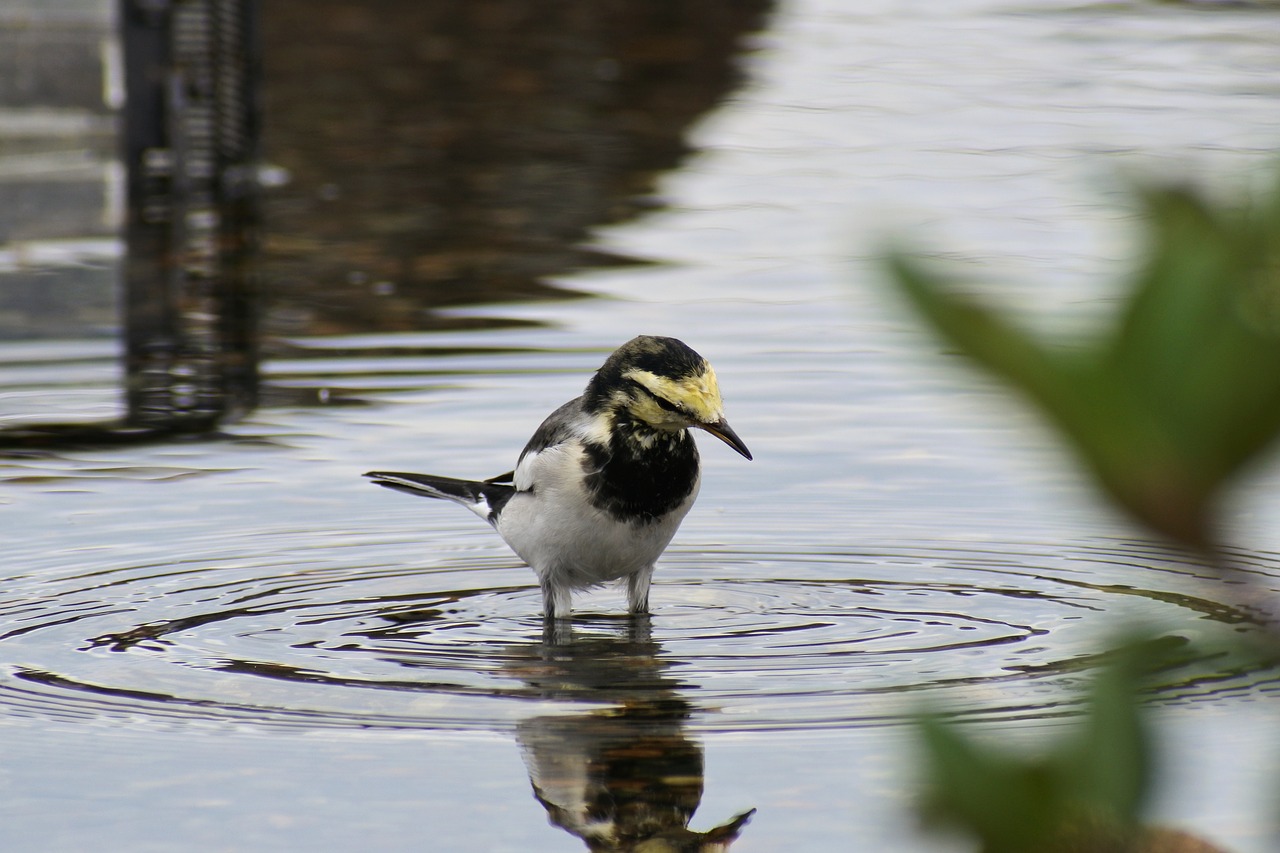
xmin=496 ymin=442 xmax=700 ymax=590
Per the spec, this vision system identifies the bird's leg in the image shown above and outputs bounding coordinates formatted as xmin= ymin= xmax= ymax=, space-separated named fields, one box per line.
xmin=626 ymin=567 xmax=653 ymax=615
xmin=541 ymin=581 xmax=572 ymax=623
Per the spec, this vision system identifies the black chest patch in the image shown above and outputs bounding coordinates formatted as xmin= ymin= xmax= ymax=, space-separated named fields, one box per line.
xmin=581 ymin=421 xmax=700 ymax=524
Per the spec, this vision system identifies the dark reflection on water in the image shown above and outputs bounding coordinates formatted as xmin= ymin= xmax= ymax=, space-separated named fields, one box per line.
xmin=513 ymin=620 xmax=755 ymax=851
xmin=1 ymin=0 xmax=773 ymax=442
xmin=260 ymin=0 xmax=774 ymax=337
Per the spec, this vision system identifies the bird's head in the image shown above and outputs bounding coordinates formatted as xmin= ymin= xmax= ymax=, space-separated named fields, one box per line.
xmin=585 ymin=336 xmax=752 ymax=460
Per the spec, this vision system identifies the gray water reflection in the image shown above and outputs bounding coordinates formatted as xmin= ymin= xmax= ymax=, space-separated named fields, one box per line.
xmin=0 ymin=1 xmax=118 ymax=341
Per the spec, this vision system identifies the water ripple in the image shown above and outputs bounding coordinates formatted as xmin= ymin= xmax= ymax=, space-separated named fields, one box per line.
xmin=0 ymin=536 xmax=1275 ymax=734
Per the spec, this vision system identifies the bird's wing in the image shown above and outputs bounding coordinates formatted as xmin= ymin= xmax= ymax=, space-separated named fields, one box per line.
xmin=511 ymin=397 xmax=591 ymax=492
xmin=516 ymin=397 xmax=585 ymax=460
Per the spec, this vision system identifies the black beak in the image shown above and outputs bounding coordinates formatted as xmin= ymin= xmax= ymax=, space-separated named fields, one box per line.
xmin=699 ymin=418 xmax=752 ymax=460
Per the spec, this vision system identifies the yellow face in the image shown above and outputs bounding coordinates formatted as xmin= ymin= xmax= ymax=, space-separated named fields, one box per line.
xmin=620 ymin=366 xmax=725 ymax=430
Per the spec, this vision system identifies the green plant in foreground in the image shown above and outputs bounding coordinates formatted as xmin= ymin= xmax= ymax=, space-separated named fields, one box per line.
xmin=918 ymin=634 xmax=1276 ymax=852
xmin=887 ymin=175 xmax=1280 ymax=553
xmin=886 ymin=170 xmax=1280 ymax=852
xmin=918 ymin=640 xmax=1153 ymax=853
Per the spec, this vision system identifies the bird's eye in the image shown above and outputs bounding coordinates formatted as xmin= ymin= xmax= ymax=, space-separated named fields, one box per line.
xmin=629 ymin=380 xmax=687 ymax=416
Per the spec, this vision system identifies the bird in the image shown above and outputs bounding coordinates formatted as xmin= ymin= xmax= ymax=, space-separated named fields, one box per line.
xmin=365 ymin=335 xmax=752 ymax=620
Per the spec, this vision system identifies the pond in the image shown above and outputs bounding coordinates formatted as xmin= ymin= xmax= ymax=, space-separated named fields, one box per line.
xmin=3 ymin=0 xmax=1280 ymax=850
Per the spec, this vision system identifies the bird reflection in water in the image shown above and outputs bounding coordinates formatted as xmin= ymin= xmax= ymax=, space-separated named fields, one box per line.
xmin=507 ymin=618 xmax=755 ymax=852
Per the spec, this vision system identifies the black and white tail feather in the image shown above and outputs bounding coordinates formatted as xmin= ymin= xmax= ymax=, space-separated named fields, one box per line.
xmin=365 ymin=471 xmax=516 ymax=523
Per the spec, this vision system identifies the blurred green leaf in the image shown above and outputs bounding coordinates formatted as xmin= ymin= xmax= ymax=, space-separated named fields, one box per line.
xmin=1062 ymin=640 xmax=1158 ymax=825
xmin=916 ymin=638 xmax=1172 ymax=853
xmin=885 ymin=173 xmax=1280 ymax=551
xmin=917 ymin=713 xmax=1061 ymax=853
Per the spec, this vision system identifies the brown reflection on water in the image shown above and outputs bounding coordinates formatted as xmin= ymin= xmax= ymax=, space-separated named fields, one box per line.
xmin=260 ymin=0 xmax=772 ymax=336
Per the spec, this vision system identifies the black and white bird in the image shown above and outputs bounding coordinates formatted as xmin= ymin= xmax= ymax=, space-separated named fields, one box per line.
xmin=365 ymin=335 xmax=752 ymax=620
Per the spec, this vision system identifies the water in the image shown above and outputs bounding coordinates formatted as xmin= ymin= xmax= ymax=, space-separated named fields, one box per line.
xmin=5 ymin=1 xmax=1280 ymax=851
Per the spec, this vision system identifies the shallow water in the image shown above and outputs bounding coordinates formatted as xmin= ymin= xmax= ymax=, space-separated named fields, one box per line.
xmin=5 ymin=0 xmax=1280 ymax=851
xmin=2 ymin=529 xmax=1276 ymax=734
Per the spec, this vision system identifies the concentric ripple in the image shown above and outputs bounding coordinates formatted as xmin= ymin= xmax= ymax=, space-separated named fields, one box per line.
xmin=1 ymin=532 xmax=1276 ymax=734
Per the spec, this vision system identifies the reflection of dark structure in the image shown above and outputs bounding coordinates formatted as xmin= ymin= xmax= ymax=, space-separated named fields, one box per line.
xmin=260 ymin=0 xmax=772 ymax=335
xmin=120 ymin=0 xmax=262 ymax=431
xmin=510 ymin=621 xmax=754 ymax=852
xmin=0 ymin=0 xmax=262 ymax=447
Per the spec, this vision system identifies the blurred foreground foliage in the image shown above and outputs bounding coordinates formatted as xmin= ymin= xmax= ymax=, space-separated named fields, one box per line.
xmin=889 ymin=176 xmax=1280 ymax=554
xmin=886 ymin=170 xmax=1280 ymax=852
xmin=916 ymin=635 xmax=1272 ymax=853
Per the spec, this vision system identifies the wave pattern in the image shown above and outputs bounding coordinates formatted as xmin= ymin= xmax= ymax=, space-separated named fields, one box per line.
xmin=1 ymin=534 xmax=1274 ymax=733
